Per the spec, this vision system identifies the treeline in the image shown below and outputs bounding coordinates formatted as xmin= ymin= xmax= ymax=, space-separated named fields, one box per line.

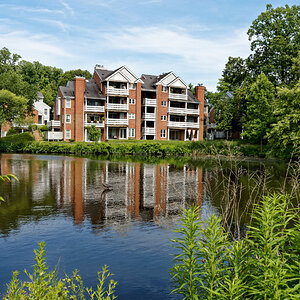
xmin=209 ymin=4 xmax=300 ymax=158
xmin=0 ymin=47 xmax=92 ymax=108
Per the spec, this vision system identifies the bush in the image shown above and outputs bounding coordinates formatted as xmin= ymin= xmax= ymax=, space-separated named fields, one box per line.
xmin=170 ymin=193 xmax=300 ymax=299
xmin=6 ymin=128 xmax=20 ymax=136
xmin=4 ymin=242 xmax=117 ymax=300
xmin=39 ymin=125 xmax=48 ymax=132
xmin=0 ymin=132 xmax=35 ymax=143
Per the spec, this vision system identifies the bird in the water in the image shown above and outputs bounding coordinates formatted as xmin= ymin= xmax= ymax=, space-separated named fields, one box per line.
xmin=102 ymin=182 xmax=113 ymax=190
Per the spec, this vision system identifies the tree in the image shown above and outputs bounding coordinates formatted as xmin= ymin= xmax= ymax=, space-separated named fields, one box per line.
xmin=0 ymin=90 xmax=28 ymax=132
xmin=87 ymin=125 xmax=101 ymax=142
xmin=247 ymin=4 xmax=300 ymax=86
xmin=243 ymin=73 xmax=275 ymax=148
xmin=57 ymin=69 xmax=92 ymax=87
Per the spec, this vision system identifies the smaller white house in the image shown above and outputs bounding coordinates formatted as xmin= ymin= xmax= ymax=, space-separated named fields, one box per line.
xmin=34 ymin=92 xmax=51 ymax=125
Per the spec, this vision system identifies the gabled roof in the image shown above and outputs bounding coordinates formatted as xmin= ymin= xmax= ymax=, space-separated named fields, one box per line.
xmin=141 ymin=74 xmax=158 ymax=91
xmin=187 ymin=90 xmax=201 ymax=103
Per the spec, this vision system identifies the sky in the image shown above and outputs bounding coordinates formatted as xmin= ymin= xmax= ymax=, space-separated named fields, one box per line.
xmin=0 ymin=0 xmax=297 ymax=91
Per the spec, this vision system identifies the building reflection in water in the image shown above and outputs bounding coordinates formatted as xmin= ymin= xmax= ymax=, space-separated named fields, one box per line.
xmin=0 ymin=154 xmax=205 ymax=231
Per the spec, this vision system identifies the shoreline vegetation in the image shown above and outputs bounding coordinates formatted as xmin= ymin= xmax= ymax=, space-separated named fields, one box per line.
xmin=0 ymin=132 xmax=298 ymax=161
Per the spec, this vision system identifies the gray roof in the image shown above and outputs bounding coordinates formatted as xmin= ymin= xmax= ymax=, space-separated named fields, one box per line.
xmin=187 ymin=90 xmax=201 ymax=103
xmin=59 ymin=79 xmax=105 ymax=99
xmin=94 ymin=66 xmax=123 ymax=81
xmin=141 ymin=74 xmax=158 ymax=90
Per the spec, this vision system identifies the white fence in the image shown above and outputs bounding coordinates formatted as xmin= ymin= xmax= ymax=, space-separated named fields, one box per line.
xmin=106 ymin=119 xmax=128 ymax=125
xmin=46 ymin=131 xmax=63 ymax=140
xmin=168 ymin=93 xmax=187 ymax=100
xmin=84 ymin=105 xmax=105 ymax=112
xmin=107 ymin=87 xmax=129 ymax=96
xmin=106 ymin=103 xmax=128 ymax=110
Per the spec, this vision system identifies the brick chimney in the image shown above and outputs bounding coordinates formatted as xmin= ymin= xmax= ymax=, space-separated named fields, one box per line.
xmin=74 ymin=77 xmax=85 ymax=142
xmin=195 ymin=85 xmax=205 ymax=141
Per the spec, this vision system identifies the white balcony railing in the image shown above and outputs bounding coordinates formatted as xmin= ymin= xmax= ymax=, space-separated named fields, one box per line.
xmin=46 ymin=131 xmax=63 ymax=140
xmin=84 ymin=105 xmax=105 ymax=112
xmin=106 ymin=103 xmax=128 ymax=110
xmin=142 ymin=113 xmax=156 ymax=120
xmin=186 ymin=122 xmax=199 ymax=129
xmin=84 ymin=121 xmax=105 ymax=128
xmin=144 ymin=98 xmax=157 ymax=106
xmin=107 ymin=87 xmax=129 ymax=96
xmin=167 ymin=121 xmax=187 ymax=128
xmin=143 ymin=128 xmax=156 ymax=135
xmin=186 ymin=108 xmax=199 ymax=115
xmin=47 ymin=120 xmax=60 ymax=128
xmin=106 ymin=119 xmax=128 ymax=126
xmin=169 ymin=93 xmax=187 ymax=100
xmin=168 ymin=107 xmax=186 ymax=115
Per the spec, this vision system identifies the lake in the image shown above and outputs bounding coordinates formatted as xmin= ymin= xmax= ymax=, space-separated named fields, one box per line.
xmin=0 ymin=153 xmax=295 ymax=299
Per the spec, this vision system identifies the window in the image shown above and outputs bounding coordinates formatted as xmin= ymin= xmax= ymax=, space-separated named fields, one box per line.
xmin=44 ymin=109 xmax=48 ymax=115
xmin=162 ymin=86 xmax=168 ymax=92
xmin=129 ymin=83 xmax=136 ymax=90
xmin=65 ymin=130 xmax=71 ymax=139
xmin=161 ymin=115 xmax=167 ymax=121
xmin=161 ymin=101 xmax=167 ymax=106
xmin=65 ymin=97 xmax=71 ymax=108
xmin=129 ymin=128 xmax=135 ymax=137
xmin=161 ymin=129 xmax=166 ymax=138
xmin=204 ymin=106 xmax=208 ymax=113
xmin=65 ymin=114 xmax=71 ymax=123
xmin=129 ymin=113 xmax=135 ymax=119
xmin=129 ymin=98 xmax=135 ymax=104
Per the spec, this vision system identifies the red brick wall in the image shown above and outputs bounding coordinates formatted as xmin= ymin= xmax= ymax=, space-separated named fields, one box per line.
xmin=156 ymin=85 xmax=168 ymax=140
xmin=74 ymin=77 xmax=85 ymax=142
xmin=195 ymin=86 xmax=205 ymax=141
xmin=128 ymin=83 xmax=142 ymax=140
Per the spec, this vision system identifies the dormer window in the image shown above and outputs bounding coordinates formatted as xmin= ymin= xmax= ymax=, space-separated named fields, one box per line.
xmin=162 ymin=86 xmax=168 ymax=92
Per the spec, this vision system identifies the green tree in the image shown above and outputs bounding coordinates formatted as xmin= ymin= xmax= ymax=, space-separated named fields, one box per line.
xmin=243 ymin=73 xmax=275 ymax=147
xmin=247 ymin=4 xmax=300 ymax=86
xmin=58 ymin=69 xmax=92 ymax=87
xmin=87 ymin=125 xmax=101 ymax=142
xmin=0 ymin=90 xmax=28 ymax=132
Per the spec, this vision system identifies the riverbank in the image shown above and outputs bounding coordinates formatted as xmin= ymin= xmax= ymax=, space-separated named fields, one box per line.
xmin=0 ymin=134 xmax=274 ymax=159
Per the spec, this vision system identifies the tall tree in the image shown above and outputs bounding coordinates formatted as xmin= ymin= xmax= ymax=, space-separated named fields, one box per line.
xmin=57 ymin=69 xmax=92 ymax=87
xmin=0 ymin=90 xmax=28 ymax=132
xmin=247 ymin=4 xmax=300 ymax=86
xmin=243 ymin=73 xmax=275 ymax=147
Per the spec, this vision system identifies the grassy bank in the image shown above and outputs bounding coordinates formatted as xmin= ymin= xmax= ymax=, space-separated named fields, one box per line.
xmin=0 ymin=136 xmax=275 ymax=158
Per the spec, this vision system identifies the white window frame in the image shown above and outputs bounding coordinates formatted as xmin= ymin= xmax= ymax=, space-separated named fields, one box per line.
xmin=161 ymin=129 xmax=166 ymax=138
xmin=161 ymin=115 xmax=167 ymax=121
xmin=129 ymin=83 xmax=136 ymax=90
xmin=129 ymin=98 xmax=135 ymax=104
xmin=44 ymin=109 xmax=48 ymax=115
xmin=161 ymin=101 xmax=167 ymax=106
xmin=65 ymin=130 xmax=71 ymax=139
xmin=162 ymin=86 xmax=168 ymax=92
xmin=65 ymin=114 xmax=71 ymax=123
xmin=129 ymin=113 xmax=135 ymax=119
xmin=129 ymin=128 xmax=135 ymax=137
xmin=65 ymin=97 xmax=71 ymax=108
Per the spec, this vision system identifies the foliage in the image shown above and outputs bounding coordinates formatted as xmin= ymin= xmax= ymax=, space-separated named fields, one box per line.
xmin=0 ymin=132 xmax=35 ymax=143
xmin=57 ymin=69 xmax=92 ymax=87
xmin=267 ymin=55 xmax=300 ymax=158
xmin=0 ymin=90 xmax=28 ymax=130
xmin=87 ymin=125 xmax=102 ymax=142
xmin=247 ymin=4 xmax=300 ymax=86
xmin=4 ymin=242 xmax=117 ymax=299
xmin=243 ymin=73 xmax=275 ymax=144
xmin=170 ymin=193 xmax=300 ymax=299
xmin=39 ymin=125 xmax=48 ymax=132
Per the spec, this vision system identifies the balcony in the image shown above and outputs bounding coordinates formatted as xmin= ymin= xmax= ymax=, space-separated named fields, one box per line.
xmin=46 ymin=131 xmax=63 ymax=140
xmin=142 ymin=113 xmax=156 ymax=121
xmin=143 ymin=128 xmax=156 ymax=135
xmin=186 ymin=108 xmax=199 ymax=115
xmin=186 ymin=122 xmax=199 ymax=129
xmin=167 ymin=121 xmax=187 ymax=128
xmin=144 ymin=98 xmax=157 ymax=106
xmin=106 ymin=103 xmax=128 ymax=111
xmin=169 ymin=93 xmax=187 ymax=100
xmin=47 ymin=120 xmax=60 ymax=128
xmin=85 ymin=105 xmax=105 ymax=113
xmin=107 ymin=87 xmax=129 ymax=96
xmin=84 ymin=121 xmax=105 ymax=128
xmin=168 ymin=107 xmax=186 ymax=115
xmin=106 ymin=119 xmax=128 ymax=126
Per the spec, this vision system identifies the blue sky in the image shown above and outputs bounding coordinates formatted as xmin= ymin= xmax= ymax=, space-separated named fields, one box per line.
xmin=0 ymin=0 xmax=297 ymax=90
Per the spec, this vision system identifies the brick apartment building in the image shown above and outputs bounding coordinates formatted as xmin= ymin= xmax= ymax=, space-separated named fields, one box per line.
xmin=48 ymin=65 xmax=208 ymax=142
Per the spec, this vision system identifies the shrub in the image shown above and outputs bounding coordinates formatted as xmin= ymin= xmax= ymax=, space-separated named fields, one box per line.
xmin=6 ymin=128 xmax=20 ymax=136
xmin=39 ymin=125 xmax=48 ymax=132
xmin=4 ymin=242 xmax=117 ymax=300
xmin=0 ymin=132 xmax=35 ymax=143
xmin=170 ymin=193 xmax=300 ymax=299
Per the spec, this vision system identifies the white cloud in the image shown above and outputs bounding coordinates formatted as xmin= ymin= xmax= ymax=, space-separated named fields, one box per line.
xmin=61 ymin=1 xmax=75 ymax=16
xmin=0 ymin=4 xmax=64 ymax=15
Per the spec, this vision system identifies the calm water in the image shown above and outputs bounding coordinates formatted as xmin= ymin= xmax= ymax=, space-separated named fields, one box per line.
xmin=0 ymin=153 xmax=294 ymax=299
